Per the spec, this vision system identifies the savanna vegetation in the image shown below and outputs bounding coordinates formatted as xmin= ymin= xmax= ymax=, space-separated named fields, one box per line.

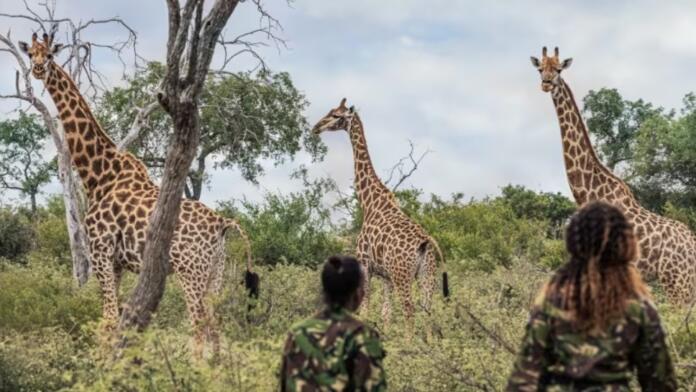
xmin=1 ymin=3 xmax=695 ymax=390
xmin=1 ymin=181 xmax=695 ymax=391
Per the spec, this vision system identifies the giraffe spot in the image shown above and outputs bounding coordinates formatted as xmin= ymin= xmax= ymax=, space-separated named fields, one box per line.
xmin=115 ymin=192 xmax=129 ymax=203
xmin=63 ymin=121 xmax=76 ymax=133
xmin=86 ymin=144 xmax=95 ymax=157
xmin=69 ymin=99 xmax=77 ymax=110
xmin=92 ymin=159 xmax=103 ymax=176
xmin=136 ymin=207 xmax=146 ymax=218
xmin=113 ymin=159 xmax=122 ymax=172
xmin=60 ymin=111 xmax=71 ymax=120
xmin=87 ymin=177 xmax=98 ymax=189
xmin=74 ymin=107 xmax=86 ymax=119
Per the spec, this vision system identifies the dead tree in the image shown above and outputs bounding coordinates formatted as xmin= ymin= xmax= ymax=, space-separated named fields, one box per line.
xmin=118 ymin=0 xmax=284 ymax=335
xmin=0 ymin=1 xmax=139 ymax=286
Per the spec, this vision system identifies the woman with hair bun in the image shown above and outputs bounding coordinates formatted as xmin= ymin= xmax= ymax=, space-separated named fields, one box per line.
xmin=507 ymin=201 xmax=677 ymax=391
xmin=280 ymin=255 xmax=387 ymax=391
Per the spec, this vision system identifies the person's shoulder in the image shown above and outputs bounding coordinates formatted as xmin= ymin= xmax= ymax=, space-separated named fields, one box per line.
xmin=625 ymin=296 xmax=660 ymax=323
xmin=289 ymin=314 xmax=332 ymax=335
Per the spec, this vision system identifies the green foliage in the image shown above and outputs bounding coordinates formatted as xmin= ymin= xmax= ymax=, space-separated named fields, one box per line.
xmin=0 ymin=207 xmax=35 ymax=263
xmin=498 ymin=184 xmax=575 ymax=236
xmin=2 ymin=259 xmax=694 ymax=391
xmin=582 ymin=88 xmax=663 ymax=170
xmin=0 ymin=112 xmax=55 ymax=213
xmin=582 ymin=88 xmax=696 ymax=231
xmin=394 ymin=189 xmax=549 ymax=272
xmin=217 ymin=176 xmax=344 ymax=267
xmin=33 ymin=195 xmax=72 ymax=266
xmin=0 ymin=261 xmax=100 ymax=333
xmin=98 ymin=62 xmax=325 ymax=199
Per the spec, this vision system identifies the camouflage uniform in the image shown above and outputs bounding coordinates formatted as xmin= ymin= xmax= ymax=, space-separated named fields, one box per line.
xmin=280 ymin=306 xmax=387 ymax=392
xmin=506 ymin=294 xmax=677 ymax=391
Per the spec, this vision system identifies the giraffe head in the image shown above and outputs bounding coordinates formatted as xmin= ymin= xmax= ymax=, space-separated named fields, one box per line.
xmin=312 ymin=98 xmax=356 ymax=134
xmin=530 ymin=46 xmax=573 ymax=93
xmin=18 ymin=26 xmax=63 ymax=81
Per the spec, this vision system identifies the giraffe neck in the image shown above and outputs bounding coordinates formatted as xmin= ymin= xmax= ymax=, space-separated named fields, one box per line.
xmin=44 ymin=62 xmax=121 ymax=198
xmin=348 ymin=114 xmax=392 ymax=210
xmin=552 ymin=79 xmax=638 ymax=208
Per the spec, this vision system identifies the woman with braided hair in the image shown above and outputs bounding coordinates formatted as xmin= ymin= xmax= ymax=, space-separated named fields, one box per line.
xmin=507 ymin=201 xmax=677 ymax=391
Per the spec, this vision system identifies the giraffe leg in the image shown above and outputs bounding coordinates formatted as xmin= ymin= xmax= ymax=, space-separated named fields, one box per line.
xmin=355 ymin=233 xmax=372 ymax=317
xmin=392 ymin=268 xmax=415 ymax=335
xmin=178 ymin=272 xmax=215 ymax=359
xmin=90 ymin=240 xmax=119 ymax=332
xmin=417 ymin=251 xmax=437 ymax=315
xmin=381 ymin=279 xmax=393 ymax=326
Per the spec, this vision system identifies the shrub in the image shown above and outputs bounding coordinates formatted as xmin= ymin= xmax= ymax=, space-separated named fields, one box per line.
xmin=217 ymin=190 xmax=343 ymax=268
xmin=0 ymin=207 xmax=35 ymax=263
xmin=395 ymin=190 xmax=549 ymax=272
xmin=33 ymin=195 xmax=72 ymax=267
xmin=0 ymin=262 xmax=101 ymax=333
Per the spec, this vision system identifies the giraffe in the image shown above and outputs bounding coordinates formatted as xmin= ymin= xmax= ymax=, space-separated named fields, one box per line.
xmin=18 ymin=31 xmax=258 ymax=348
xmin=313 ymin=98 xmax=449 ymax=324
xmin=531 ymin=46 xmax=696 ymax=304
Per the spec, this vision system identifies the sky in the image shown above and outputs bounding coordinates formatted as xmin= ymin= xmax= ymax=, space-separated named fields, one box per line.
xmin=2 ymin=0 xmax=696 ymax=211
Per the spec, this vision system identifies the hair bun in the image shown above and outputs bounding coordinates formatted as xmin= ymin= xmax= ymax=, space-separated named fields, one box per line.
xmin=328 ymin=256 xmax=342 ymax=271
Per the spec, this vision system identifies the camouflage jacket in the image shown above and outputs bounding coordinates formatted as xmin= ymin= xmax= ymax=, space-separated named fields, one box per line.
xmin=506 ymin=295 xmax=677 ymax=391
xmin=280 ymin=306 xmax=387 ymax=392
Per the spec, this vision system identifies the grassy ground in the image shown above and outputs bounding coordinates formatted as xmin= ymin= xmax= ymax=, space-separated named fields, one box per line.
xmin=1 ymin=258 xmax=695 ymax=391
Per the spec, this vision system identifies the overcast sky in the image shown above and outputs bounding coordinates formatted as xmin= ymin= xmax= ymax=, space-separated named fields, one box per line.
xmin=2 ymin=1 xmax=696 ymax=210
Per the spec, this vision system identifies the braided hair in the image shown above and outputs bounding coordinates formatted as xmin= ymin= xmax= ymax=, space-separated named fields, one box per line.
xmin=545 ymin=201 xmax=650 ymax=332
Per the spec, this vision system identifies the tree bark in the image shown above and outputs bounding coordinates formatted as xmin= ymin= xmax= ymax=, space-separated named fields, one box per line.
xmin=118 ymin=106 xmax=199 ymax=330
xmin=44 ymin=113 xmax=91 ymax=286
xmin=118 ymin=0 xmax=240 ymax=335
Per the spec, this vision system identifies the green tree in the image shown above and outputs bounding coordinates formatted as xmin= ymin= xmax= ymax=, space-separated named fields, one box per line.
xmin=582 ymin=88 xmax=696 ymax=229
xmin=98 ymin=62 xmax=325 ymax=200
xmin=582 ymin=88 xmax=663 ymax=171
xmin=217 ymin=172 xmax=343 ymax=267
xmin=498 ymin=185 xmax=575 ymax=236
xmin=0 ymin=112 xmax=54 ymax=213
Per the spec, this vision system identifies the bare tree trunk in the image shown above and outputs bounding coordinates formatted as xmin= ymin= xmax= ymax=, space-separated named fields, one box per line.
xmin=118 ymin=107 xmax=200 ymax=330
xmin=118 ymin=0 xmax=240 ymax=335
xmin=45 ymin=115 xmax=91 ymax=286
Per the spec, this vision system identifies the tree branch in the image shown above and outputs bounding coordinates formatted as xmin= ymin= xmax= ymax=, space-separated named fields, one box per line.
xmin=384 ymin=139 xmax=431 ymax=191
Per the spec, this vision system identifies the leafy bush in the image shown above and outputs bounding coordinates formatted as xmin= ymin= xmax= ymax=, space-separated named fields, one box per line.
xmin=33 ymin=195 xmax=72 ymax=267
xmin=0 ymin=261 xmax=101 ymax=333
xmin=218 ymin=183 xmax=344 ymax=267
xmin=0 ymin=207 xmax=35 ymax=263
xmin=1 ymin=258 xmax=695 ymax=391
xmin=395 ymin=190 xmax=549 ymax=272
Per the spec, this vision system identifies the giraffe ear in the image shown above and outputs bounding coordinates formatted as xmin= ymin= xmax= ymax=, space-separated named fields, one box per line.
xmin=530 ymin=56 xmax=540 ymax=67
xmin=349 ymin=106 xmax=355 ymax=113
xmin=561 ymin=58 xmax=573 ymax=70
xmin=18 ymin=41 xmax=29 ymax=54
xmin=52 ymin=43 xmax=63 ymax=54
xmin=339 ymin=97 xmax=347 ymax=109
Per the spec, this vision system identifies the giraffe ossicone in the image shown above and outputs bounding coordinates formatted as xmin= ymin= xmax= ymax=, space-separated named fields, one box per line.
xmin=532 ymin=46 xmax=696 ymax=304
xmin=313 ymin=98 xmax=449 ymax=325
xmin=18 ymin=29 xmax=258 ymax=353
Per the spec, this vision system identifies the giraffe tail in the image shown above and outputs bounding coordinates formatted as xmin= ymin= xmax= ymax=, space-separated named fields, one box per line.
xmin=422 ymin=237 xmax=449 ymax=299
xmin=223 ymin=218 xmax=259 ymax=299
